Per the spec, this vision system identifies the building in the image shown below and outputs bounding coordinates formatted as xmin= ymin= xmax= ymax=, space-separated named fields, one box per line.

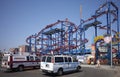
xmin=9 ymin=48 xmax=19 ymax=54
xmin=19 ymin=45 xmax=30 ymax=52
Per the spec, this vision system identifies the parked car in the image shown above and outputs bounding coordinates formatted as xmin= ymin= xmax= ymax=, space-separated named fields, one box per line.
xmin=40 ymin=55 xmax=81 ymax=75
xmin=76 ymin=55 xmax=86 ymax=63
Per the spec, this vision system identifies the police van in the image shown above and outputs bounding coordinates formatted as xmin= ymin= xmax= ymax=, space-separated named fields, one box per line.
xmin=41 ymin=55 xmax=81 ymax=75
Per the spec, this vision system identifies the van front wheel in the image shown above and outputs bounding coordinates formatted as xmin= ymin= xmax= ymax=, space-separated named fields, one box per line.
xmin=76 ymin=66 xmax=81 ymax=72
xmin=18 ymin=66 xmax=24 ymax=72
xmin=57 ymin=68 xmax=63 ymax=76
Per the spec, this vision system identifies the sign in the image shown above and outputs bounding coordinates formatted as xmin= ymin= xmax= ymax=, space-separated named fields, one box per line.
xmin=94 ymin=36 xmax=104 ymax=43
xmin=104 ymin=36 xmax=112 ymax=43
xmin=91 ymin=44 xmax=95 ymax=51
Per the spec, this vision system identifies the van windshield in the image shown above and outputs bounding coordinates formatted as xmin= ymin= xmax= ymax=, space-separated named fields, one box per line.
xmin=2 ymin=56 xmax=8 ymax=61
xmin=46 ymin=57 xmax=51 ymax=62
xmin=42 ymin=56 xmax=46 ymax=62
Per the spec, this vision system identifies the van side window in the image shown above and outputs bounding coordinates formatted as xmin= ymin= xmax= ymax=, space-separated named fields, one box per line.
xmin=73 ymin=57 xmax=78 ymax=62
xmin=46 ymin=57 xmax=51 ymax=62
xmin=26 ymin=56 xmax=29 ymax=61
xmin=42 ymin=56 xmax=46 ymax=62
xmin=30 ymin=56 xmax=34 ymax=61
xmin=2 ymin=56 xmax=8 ymax=61
xmin=68 ymin=57 xmax=72 ymax=62
xmin=64 ymin=57 xmax=68 ymax=62
xmin=35 ymin=57 xmax=40 ymax=61
xmin=55 ymin=57 xmax=63 ymax=62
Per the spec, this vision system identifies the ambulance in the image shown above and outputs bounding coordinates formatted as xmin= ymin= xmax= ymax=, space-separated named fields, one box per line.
xmin=1 ymin=52 xmax=40 ymax=71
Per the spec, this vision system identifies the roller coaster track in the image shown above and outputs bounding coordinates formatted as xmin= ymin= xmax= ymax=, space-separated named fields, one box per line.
xmin=26 ymin=20 xmax=77 ymax=44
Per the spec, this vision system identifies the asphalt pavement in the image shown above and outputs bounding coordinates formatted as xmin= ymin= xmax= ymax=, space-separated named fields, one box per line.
xmin=81 ymin=64 xmax=120 ymax=70
xmin=0 ymin=65 xmax=120 ymax=77
xmin=81 ymin=64 xmax=120 ymax=77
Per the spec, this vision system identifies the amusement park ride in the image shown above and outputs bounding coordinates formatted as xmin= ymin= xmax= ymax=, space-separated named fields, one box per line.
xmin=26 ymin=1 xmax=119 ymax=64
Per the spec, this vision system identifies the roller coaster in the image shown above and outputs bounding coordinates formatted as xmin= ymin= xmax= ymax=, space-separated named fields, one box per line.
xmin=26 ymin=1 xmax=119 ymax=64
xmin=26 ymin=19 xmax=80 ymax=54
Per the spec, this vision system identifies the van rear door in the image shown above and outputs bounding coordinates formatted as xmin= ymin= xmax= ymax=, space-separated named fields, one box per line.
xmin=41 ymin=56 xmax=53 ymax=71
xmin=2 ymin=56 xmax=9 ymax=67
xmin=1 ymin=55 xmax=12 ymax=71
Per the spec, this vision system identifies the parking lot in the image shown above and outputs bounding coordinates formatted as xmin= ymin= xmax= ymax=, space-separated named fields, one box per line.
xmin=0 ymin=67 xmax=119 ymax=77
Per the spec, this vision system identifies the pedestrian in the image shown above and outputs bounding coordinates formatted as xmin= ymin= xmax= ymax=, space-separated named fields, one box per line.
xmin=96 ymin=59 xmax=100 ymax=67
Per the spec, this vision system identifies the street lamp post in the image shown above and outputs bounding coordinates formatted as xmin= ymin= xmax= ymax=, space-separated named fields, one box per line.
xmin=104 ymin=34 xmax=112 ymax=67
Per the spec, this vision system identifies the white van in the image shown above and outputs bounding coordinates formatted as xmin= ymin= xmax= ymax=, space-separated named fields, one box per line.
xmin=40 ymin=55 xmax=81 ymax=75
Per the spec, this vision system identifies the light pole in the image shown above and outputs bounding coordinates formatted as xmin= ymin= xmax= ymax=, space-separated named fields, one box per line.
xmin=104 ymin=34 xmax=112 ymax=67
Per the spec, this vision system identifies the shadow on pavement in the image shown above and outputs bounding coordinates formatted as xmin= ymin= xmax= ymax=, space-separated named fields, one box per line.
xmin=1 ymin=68 xmax=40 ymax=73
xmin=42 ymin=70 xmax=83 ymax=77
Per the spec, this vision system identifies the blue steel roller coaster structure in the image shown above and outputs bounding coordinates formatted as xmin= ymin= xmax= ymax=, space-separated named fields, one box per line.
xmin=26 ymin=19 xmax=82 ymax=54
xmin=78 ymin=1 xmax=119 ymax=64
xmin=26 ymin=1 xmax=119 ymax=64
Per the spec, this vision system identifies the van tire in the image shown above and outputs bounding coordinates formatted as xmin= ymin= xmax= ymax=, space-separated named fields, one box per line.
xmin=18 ymin=66 xmax=24 ymax=72
xmin=57 ymin=68 xmax=63 ymax=76
xmin=76 ymin=66 xmax=81 ymax=72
